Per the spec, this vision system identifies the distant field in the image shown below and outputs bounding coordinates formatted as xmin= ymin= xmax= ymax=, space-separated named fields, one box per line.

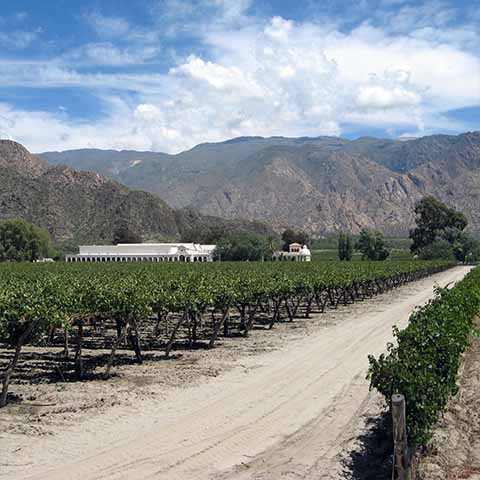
xmin=312 ymin=248 xmax=412 ymax=262
xmin=311 ymin=236 xmax=412 ymax=251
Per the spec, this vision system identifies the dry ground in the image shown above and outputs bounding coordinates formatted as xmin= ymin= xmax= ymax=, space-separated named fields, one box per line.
xmin=0 ymin=266 xmax=471 ymax=480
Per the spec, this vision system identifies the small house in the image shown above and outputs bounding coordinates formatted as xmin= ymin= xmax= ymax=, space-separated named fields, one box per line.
xmin=273 ymin=243 xmax=312 ymax=262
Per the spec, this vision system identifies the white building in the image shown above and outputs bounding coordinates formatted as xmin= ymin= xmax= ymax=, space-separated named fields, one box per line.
xmin=66 ymin=243 xmax=216 ymax=263
xmin=273 ymin=243 xmax=312 ymax=262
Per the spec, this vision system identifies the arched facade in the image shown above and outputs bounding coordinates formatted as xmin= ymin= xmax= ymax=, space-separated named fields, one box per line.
xmin=65 ymin=242 xmax=216 ymax=263
xmin=272 ymin=243 xmax=312 ymax=262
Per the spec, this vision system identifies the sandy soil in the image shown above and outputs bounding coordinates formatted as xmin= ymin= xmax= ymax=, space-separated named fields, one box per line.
xmin=0 ymin=266 xmax=471 ymax=480
xmin=416 ymin=319 xmax=480 ymax=480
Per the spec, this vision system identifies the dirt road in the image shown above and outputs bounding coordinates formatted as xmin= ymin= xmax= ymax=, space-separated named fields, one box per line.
xmin=4 ymin=266 xmax=471 ymax=480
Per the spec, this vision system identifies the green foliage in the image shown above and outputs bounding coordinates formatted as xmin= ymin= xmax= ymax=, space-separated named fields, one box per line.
xmin=0 ymin=261 xmax=453 ymax=339
xmin=452 ymin=232 xmax=480 ymax=263
xmin=0 ymin=218 xmax=54 ymax=262
xmin=418 ymin=239 xmax=455 ymax=261
xmin=389 ymin=249 xmax=413 ymax=261
xmin=53 ymin=239 xmax=81 ymax=259
xmin=311 ymin=250 xmax=344 ymax=262
xmin=338 ymin=232 xmax=353 ymax=261
xmin=310 ymin=235 xmax=339 ymax=250
xmin=213 ymin=232 xmax=272 ymax=261
xmin=368 ymin=266 xmax=480 ymax=446
xmin=356 ymin=228 xmax=390 ymax=261
xmin=281 ymin=229 xmax=310 ymax=252
xmin=177 ymin=209 xmax=276 ymax=245
xmin=346 ymin=236 xmax=353 ymax=261
xmin=312 ymin=236 xmax=411 ymax=262
xmin=180 ymin=224 xmax=228 ymax=244
xmin=0 ymin=259 xmax=454 ymax=406
xmin=410 ymin=197 xmax=479 ymax=262
xmin=312 ymin=235 xmax=411 ymax=252
xmin=410 ymin=196 xmax=468 ymax=254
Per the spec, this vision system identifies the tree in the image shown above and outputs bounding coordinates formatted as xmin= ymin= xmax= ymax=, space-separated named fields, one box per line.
xmin=213 ymin=233 xmax=270 ymax=261
xmin=265 ymin=235 xmax=281 ymax=258
xmin=338 ymin=232 xmax=353 ymax=261
xmin=418 ymin=239 xmax=455 ymax=261
xmin=452 ymin=232 xmax=480 ymax=263
xmin=113 ymin=222 xmax=142 ymax=244
xmin=338 ymin=233 xmax=346 ymax=260
xmin=0 ymin=218 xmax=53 ymax=262
xmin=281 ymin=229 xmax=310 ymax=251
xmin=356 ymin=228 xmax=390 ymax=261
xmin=180 ymin=224 xmax=228 ymax=244
xmin=345 ymin=234 xmax=353 ymax=261
xmin=410 ymin=196 xmax=468 ymax=254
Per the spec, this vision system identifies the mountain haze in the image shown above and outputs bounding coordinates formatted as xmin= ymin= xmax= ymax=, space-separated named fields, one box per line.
xmin=40 ymin=132 xmax=480 ymax=236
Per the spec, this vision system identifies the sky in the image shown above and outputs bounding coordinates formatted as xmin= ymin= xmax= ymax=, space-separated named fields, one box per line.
xmin=0 ymin=0 xmax=479 ymax=153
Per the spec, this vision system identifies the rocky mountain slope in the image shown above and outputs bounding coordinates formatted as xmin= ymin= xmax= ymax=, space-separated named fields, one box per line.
xmin=40 ymin=132 xmax=480 ymax=235
xmin=0 ymin=140 xmax=272 ymax=245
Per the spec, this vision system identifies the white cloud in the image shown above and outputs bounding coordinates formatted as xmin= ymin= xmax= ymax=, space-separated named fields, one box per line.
xmin=264 ymin=16 xmax=294 ymax=41
xmin=170 ymin=56 xmax=263 ymax=94
xmin=0 ymin=30 xmax=39 ymax=49
xmin=210 ymin=0 xmax=252 ymax=22
xmin=0 ymin=100 xmax=156 ymax=153
xmin=157 ymin=0 xmax=251 ymax=24
xmin=66 ymin=43 xmax=159 ymax=66
xmin=323 ymin=22 xmax=480 ymax=111
xmin=357 ymin=85 xmax=421 ymax=109
xmin=0 ymin=4 xmax=479 ymax=153
xmin=84 ymin=12 xmax=131 ymax=38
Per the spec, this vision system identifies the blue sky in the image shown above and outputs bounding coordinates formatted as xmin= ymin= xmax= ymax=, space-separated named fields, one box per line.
xmin=0 ymin=0 xmax=479 ymax=153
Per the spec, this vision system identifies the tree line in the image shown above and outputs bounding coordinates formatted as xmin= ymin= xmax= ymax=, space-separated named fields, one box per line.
xmin=337 ymin=196 xmax=480 ymax=263
xmin=0 ymin=219 xmax=55 ymax=262
xmin=1 ymin=196 xmax=479 ymax=263
xmin=410 ymin=196 xmax=479 ymax=262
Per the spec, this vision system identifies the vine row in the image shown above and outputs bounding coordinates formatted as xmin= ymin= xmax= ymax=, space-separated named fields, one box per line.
xmin=1 ymin=260 xmax=453 ymax=407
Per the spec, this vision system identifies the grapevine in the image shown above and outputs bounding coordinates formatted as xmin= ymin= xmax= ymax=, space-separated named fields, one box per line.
xmin=0 ymin=260 xmax=453 ymax=407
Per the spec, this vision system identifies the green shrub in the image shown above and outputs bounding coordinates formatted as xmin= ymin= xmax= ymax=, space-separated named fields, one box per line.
xmin=0 ymin=218 xmax=54 ymax=262
xmin=418 ymin=239 xmax=455 ymax=260
xmin=368 ymin=267 xmax=480 ymax=446
xmin=356 ymin=228 xmax=390 ymax=261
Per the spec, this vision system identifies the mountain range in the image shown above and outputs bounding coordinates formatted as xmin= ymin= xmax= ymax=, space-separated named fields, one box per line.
xmin=40 ymin=132 xmax=480 ymax=236
xmin=0 ymin=140 xmax=272 ymax=246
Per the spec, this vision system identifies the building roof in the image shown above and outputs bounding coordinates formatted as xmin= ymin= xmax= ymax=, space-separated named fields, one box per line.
xmin=289 ymin=242 xmax=302 ymax=247
xmin=78 ymin=243 xmax=215 ymax=256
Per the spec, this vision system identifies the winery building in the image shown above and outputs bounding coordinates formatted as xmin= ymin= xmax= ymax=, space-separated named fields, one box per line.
xmin=66 ymin=243 xmax=216 ymax=263
xmin=273 ymin=243 xmax=312 ymax=262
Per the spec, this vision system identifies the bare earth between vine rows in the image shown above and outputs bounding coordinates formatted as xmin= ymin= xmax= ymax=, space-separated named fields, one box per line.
xmin=0 ymin=266 xmax=472 ymax=480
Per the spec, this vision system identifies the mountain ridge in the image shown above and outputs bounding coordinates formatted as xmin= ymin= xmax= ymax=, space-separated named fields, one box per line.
xmin=0 ymin=140 xmax=274 ymax=246
xmin=39 ymin=131 xmax=480 ymax=236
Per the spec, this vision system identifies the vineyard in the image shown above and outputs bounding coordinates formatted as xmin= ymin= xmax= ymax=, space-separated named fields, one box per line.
xmin=0 ymin=260 xmax=453 ymax=408
xmin=369 ymin=264 xmax=480 ymax=447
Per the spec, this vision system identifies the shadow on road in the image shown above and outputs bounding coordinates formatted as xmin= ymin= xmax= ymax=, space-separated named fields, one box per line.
xmin=342 ymin=412 xmax=393 ymax=480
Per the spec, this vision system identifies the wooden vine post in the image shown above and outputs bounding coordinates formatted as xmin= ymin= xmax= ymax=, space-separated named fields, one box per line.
xmin=392 ymin=394 xmax=412 ymax=480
